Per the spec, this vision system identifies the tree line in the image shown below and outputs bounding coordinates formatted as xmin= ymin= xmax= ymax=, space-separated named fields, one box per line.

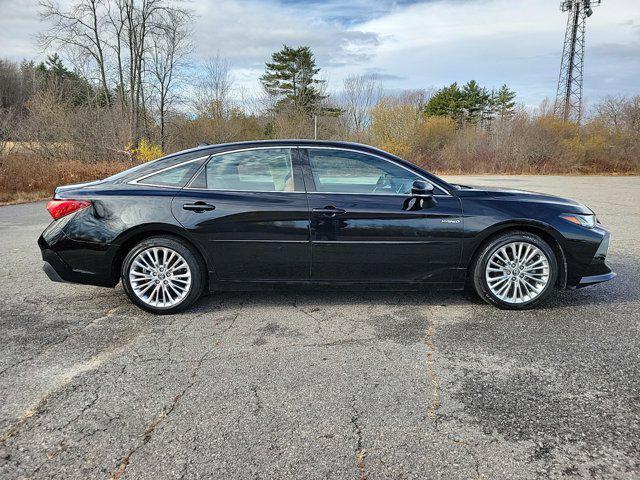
xmin=0 ymin=0 xmax=638 ymax=186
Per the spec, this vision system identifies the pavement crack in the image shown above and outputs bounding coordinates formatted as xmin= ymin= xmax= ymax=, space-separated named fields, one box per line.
xmin=0 ymin=306 xmax=126 ymax=378
xmin=350 ymin=395 xmax=368 ymax=480
xmin=0 ymin=378 xmax=70 ymax=446
xmin=1 ymin=338 xmax=130 ymax=448
xmin=474 ymin=456 xmax=485 ymax=480
xmin=420 ymin=311 xmax=485 ymax=479
xmin=293 ymin=297 xmax=324 ymax=335
xmin=222 ymin=310 xmax=240 ymax=333
xmin=423 ymin=314 xmax=441 ymax=424
xmin=251 ymin=385 xmax=262 ymax=416
xmin=108 ymin=347 xmax=211 ymax=480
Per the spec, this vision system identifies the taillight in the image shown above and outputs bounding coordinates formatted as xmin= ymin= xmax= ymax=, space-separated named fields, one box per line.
xmin=46 ymin=199 xmax=91 ymax=220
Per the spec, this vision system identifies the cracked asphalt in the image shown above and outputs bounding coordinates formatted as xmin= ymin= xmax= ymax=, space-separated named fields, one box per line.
xmin=0 ymin=175 xmax=638 ymax=479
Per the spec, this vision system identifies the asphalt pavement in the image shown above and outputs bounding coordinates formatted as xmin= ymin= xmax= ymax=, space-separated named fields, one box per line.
xmin=0 ymin=175 xmax=638 ymax=479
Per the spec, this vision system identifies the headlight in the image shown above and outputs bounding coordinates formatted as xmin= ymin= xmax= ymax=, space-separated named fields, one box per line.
xmin=560 ymin=213 xmax=596 ymax=228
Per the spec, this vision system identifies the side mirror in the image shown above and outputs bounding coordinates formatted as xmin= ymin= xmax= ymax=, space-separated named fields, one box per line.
xmin=411 ymin=180 xmax=434 ymax=198
xmin=403 ymin=180 xmax=436 ymax=211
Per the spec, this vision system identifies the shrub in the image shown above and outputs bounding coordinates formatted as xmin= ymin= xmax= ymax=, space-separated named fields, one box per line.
xmin=370 ymin=99 xmax=419 ymax=158
xmin=126 ymin=139 xmax=163 ymax=162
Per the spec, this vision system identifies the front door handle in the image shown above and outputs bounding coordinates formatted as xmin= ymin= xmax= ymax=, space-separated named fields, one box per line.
xmin=183 ymin=201 xmax=216 ymax=212
xmin=312 ymin=206 xmax=346 ymax=217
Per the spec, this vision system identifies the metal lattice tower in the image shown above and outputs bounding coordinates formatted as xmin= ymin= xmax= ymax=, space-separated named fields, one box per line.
xmin=554 ymin=0 xmax=602 ymax=123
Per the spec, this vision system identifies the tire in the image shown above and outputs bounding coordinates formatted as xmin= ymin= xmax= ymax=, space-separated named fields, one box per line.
xmin=121 ymin=235 xmax=206 ymax=314
xmin=471 ymin=231 xmax=557 ymax=310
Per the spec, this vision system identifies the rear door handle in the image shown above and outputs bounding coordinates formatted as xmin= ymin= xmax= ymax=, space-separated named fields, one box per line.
xmin=312 ymin=206 xmax=346 ymax=217
xmin=183 ymin=201 xmax=216 ymax=212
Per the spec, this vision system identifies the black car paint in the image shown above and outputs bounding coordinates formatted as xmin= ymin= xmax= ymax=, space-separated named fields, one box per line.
xmin=39 ymin=140 xmax=614 ymax=292
xmin=172 ymin=189 xmax=311 ymax=282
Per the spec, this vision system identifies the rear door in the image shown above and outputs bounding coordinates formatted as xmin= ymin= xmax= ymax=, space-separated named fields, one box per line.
xmin=301 ymin=147 xmax=463 ymax=283
xmin=171 ymin=147 xmax=310 ymax=282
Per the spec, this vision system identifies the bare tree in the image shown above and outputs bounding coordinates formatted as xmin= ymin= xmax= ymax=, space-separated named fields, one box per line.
xmin=149 ymin=8 xmax=191 ymax=150
xmin=621 ymin=96 xmax=640 ymax=134
xmin=398 ymin=88 xmax=431 ymax=116
xmin=123 ymin=0 xmax=192 ymax=143
xmin=39 ymin=0 xmax=111 ymax=106
xmin=105 ymin=0 xmax=127 ymax=113
xmin=41 ymin=0 xmax=193 ymax=144
xmin=594 ymin=96 xmax=625 ymax=127
xmin=194 ymin=53 xmax=234 ymax=119
xmin=342 ymin=73 xmax=381 ymax=134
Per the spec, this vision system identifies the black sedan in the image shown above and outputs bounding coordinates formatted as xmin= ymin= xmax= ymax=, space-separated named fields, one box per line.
xmin=39 ymin=140 xmax=615 ymax=313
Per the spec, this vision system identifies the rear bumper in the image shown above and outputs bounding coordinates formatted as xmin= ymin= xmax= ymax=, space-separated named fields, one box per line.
xmin=43 ymin=261 xmax=66 ymax=283
xmin=39 ymin=234 xmax=117 ymax=288
xmin=40 ymin=236 xmax=73 ymax=283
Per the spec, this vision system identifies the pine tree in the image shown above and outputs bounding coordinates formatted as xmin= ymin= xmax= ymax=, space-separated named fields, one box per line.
xmin=424 ymin=83 xmax=464 ymax=120
xmin=493 ymin=84 xmax=517 ymax=119
xmin=36 ymin=54 xmax=96 ymax=106
xmin=260 ymin=45 xmax=325 ymax=114
xmin=461 ymin=80 xmax=490 ymax=124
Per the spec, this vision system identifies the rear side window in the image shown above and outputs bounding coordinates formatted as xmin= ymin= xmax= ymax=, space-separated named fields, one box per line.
xmin=189 ymin=148 xmax=295 ymax=192
xmin=136 ymin=161 xmax=202 ymax=187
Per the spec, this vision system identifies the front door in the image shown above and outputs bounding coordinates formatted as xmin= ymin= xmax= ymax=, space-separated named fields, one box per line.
xmin=301 ymin=148 xmax=463 ymax=283
xmin=172 ymin=147 xmax=310 ymax=282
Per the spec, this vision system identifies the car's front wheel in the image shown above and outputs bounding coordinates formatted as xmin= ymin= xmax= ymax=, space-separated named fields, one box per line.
xmin=472 ymin=231 xmax=557 ymax=309
xmin=121 ymin=235 xmax=205 ymax=314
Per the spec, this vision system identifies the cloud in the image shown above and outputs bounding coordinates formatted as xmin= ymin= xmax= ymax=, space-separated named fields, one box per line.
xmin=191 ymin=0 xmax=380 ymax=68
xmin=0 ymin=0 xmax=638 ymax=107
xmin=348 ymin=0 xmax=640 ymax=106
xmin=0 ymin=0 xmax=43 ymax=59
xmin=362 ymin=67 xmax=406 ymax=81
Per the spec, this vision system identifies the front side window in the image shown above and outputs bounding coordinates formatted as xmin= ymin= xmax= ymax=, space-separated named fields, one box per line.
xmin=137 ymin=160 xmax=202 ymax=187
xmin=307 ymin=149 xmax=422 ymax=195
xmin=190 ymin=148 xmax=295 ymax=192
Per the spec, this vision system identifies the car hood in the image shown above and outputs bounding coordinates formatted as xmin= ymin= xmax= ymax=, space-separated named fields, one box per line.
xmin=453 ymin=184 xmax=592 ymax=213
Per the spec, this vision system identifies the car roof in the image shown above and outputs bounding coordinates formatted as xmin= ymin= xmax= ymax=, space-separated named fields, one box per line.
xmin=184 ymin=139 xmax=388 ymax=155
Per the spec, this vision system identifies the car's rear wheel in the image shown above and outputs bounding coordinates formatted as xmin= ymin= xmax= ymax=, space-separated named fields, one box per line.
xmin=472 ymin=231 xmax=557 ymax=309
xmin=121 ymin=236 xmax=205 ymax=314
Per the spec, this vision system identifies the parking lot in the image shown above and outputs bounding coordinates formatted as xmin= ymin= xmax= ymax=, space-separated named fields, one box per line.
xmin=0 ymin=175 xmax=638 ymax=479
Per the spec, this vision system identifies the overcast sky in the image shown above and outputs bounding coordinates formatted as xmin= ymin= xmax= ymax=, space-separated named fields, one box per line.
xmin=1 ymin=0 xmax=639 ymax=108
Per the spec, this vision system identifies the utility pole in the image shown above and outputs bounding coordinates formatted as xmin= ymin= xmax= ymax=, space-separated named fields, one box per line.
xmin=554 ymin=0 xmax=603 ymax=123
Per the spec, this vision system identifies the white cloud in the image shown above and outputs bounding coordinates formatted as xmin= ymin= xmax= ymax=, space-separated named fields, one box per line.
xmin=191 ymin=0 xmax=379 ymax=65
xmin=0 ymin=0 xmax=638 ymax=107
xmin=349 ymin=0 xmax=640 ymax=106
xmin=0 ymin=0 xmax=44 ymax=59
xmin=188 ymin=0 xmax=383 ymax=94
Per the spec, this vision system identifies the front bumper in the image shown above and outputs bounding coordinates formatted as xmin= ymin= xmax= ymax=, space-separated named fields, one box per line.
xmin=577 ymin=271 xmax=616 ymax=287
xmin=573 ymin=229 xmax=616 ymax=288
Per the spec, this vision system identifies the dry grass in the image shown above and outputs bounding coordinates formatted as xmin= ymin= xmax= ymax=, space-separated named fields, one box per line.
xmin=0 ymin=154 xmax=138 ymax=205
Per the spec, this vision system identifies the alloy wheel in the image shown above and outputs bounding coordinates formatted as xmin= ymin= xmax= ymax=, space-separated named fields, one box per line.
xmin=485 ymin=241 xmax=550 ymax=304
xmin=129 ymin=247 xmax=192 ymax=308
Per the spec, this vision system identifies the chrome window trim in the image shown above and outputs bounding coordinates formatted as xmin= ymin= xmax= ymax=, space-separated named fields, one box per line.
xmin=304 ymin=146 xmax=451 ymax=196
xmin=132 ymin=144 xmax=453 ymax=197
xmin=128 ymin=156 xmax=211 ymax=188
xmin=183 ymin=187 xmax=308 ymax=194
xmin=184 ymin=146 xmax=300 ymax=192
